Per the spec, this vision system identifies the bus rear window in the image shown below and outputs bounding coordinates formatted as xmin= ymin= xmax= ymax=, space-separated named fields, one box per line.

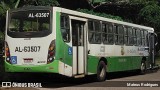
xmin=8 ymin=10 xmax=51 ymax=38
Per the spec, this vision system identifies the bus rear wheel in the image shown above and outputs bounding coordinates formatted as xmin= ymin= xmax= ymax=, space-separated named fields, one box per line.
xmin=97 ymin=61 xmax=106 ymax=82
xmin=140 ymin=61 xmax=146 ymax=74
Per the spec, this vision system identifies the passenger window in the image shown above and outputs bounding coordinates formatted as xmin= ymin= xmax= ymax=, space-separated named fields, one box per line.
xmin=124 ymin=27 xmax=128 ymax=45
xmin=95 ymin=21 xmax=101 ymax=32
xmin=114 ymin=24 xmax=124 ymax=45
xmin=102 ymin=22 xmax=114 ymax=44
xmin=136 ymin=29 xmax=142 ymax=46
xmin=144 ymin=31 xmax=148 ymax=46
xmin=141 ymin=30 xmax=145 ymax=46
xmin=108 ymin=24 xmax=114 ymax=44
xmin=118 ymin=25 xmax=124 ymax=45
xmin=133 ymin=28 xmax=137 ymax=45
xmin=88 ymin=21 xmax=94 ymax=31
xmin=128 ymin=27 xmax=134 ymax=45
xmin=60 ymin=15 xmax=70 ymax=42
xmin=88 ymin=20 xmax=101 ymax=44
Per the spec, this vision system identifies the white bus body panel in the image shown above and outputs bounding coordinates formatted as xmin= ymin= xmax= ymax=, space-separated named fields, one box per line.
xmin=5 ymin=35 xmax=54 ymax=65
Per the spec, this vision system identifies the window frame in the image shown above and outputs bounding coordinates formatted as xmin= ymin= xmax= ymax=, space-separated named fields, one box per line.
xmin=132 ymin=28 xmax=137 ymax=46
xmin=124 ymin=26 xmax=129 ymax=45
xmin=128 ymin=27 xmax=134 ymax=46
xmin=102 ymin=22 xmax=114 ymax=45
xmin=136 ymin=29 xmax=142 ymax=46
xmin=114 ymin=24 xmax=124 ymax=45
xmin=88 ymin=20 xmax=102 ymax=44
xmin=60 ymin=14 xmax=70 ymax=42
xmin=144 ymin=30 xmax=148 ymax=46
xmin=141 ymin=30 xmax=146 ymax=46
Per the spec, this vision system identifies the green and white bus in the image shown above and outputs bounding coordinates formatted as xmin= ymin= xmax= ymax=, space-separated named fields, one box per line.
xmin=5 ymin=6 xmax=157 ymax=81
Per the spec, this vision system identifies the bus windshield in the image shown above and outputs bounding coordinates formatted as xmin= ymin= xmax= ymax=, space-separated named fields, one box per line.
xmin=7 ymin=10 xmax=51 ymax=38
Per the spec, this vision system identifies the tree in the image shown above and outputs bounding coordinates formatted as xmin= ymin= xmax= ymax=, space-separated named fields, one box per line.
xmin=139 ymin=2 xmax=160 ymax=32
xmin=0 ymin=0 xmax=21 ymax=32
xmin=139 ymin=2 xmax=160 ymax=53
xmin=77 ymin=8 xmax=123 ymax=21
xmin=22 ymin=0 xmax=59 ymax=6
xmin=36 ymin=0 xmax=59 ymax=6
xmin=0 ymin=0 xmax=20 ymax=15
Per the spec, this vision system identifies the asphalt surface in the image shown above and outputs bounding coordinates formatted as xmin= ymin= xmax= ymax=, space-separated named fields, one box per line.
xmin=0 ymin=69 xmax=160 ymax=90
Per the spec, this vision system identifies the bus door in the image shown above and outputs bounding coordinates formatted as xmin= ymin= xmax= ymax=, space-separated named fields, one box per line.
xmin=148 ymin=33 xmax=156 ymax=68
xmin=71 ymin=18 xmax=87 ymax=76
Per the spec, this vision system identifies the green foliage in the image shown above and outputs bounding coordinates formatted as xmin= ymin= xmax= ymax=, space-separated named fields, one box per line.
xmin=129 ymin=0 xmax=148 ymax=4
xmin=0 ymin=31 xmax=4 ymax=40
xmin=0 ymin=0 xmax=20 ymax=17
xmin=98 ymin=0 xmax=158 ymax=5
xmin=24 ymin=0 xmax=59 ymax=6
xmin=0 ymin=2 xmax=9 ymax=17
xmin=123 ymin=0 xmax=158 ymax=6
xmin=0 ymin=0 xmax=21 ymax=33
xmin=36 ymin=0 xmax=59 ymax=6
xmin=77 ymin=8 xmax=123 ymax=21
xmin=139 ymin=3 xmax=160 ymax=31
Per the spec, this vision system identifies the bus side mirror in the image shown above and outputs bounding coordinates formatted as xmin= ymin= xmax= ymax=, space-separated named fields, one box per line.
xmin=154 ymin=33 xmax=158 ymax=46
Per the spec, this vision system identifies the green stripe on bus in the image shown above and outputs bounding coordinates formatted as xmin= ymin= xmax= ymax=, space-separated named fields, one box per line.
xmin=5 ymin=60 xmax=59 ymax=73
xmin=87 ymin=55 xmax=147 ymax=73
xmin=107 ymin=56 xmax=141 ymax=72
xmin=55 ymin=12 xmax=72 ymax=67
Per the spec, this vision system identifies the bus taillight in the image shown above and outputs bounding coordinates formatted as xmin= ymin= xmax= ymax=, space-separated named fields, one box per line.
xmin=47 ymin=40 xmax=55 ymax=64
xmin=5 ymin=42 xmax=11 ymax=64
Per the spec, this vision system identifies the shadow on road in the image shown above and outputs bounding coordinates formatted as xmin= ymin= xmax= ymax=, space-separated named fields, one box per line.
xmin=1 ymin=70 xmax=157 ymax=88
xmin=0 ymin=56 xmax=5 ymax=82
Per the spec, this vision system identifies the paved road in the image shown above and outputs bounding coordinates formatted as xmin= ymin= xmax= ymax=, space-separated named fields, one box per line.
xmin=1 ymin=70 xmax=160 ymax=90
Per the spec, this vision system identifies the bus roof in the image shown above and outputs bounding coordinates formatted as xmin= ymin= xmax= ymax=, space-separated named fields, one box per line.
xmin=57 ymin=7 xmax=154 ymax=32
xmin=9 ymin=6 xmax=154 ymax=32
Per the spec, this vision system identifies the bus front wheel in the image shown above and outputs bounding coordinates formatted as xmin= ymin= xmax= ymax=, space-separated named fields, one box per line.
xmin=97 ymin=61 xmax=106 ymax=82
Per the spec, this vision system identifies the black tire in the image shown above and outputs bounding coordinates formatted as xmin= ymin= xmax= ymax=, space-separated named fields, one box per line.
xmin=97 ymin=61 xmax=106 ymax=82
xmin=140 ymin=61 xmax=146 ymax=74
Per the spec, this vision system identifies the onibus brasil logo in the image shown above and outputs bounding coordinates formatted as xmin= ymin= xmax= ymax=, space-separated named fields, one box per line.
xmin=2 ymin=82 xmax=42 ymax=88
